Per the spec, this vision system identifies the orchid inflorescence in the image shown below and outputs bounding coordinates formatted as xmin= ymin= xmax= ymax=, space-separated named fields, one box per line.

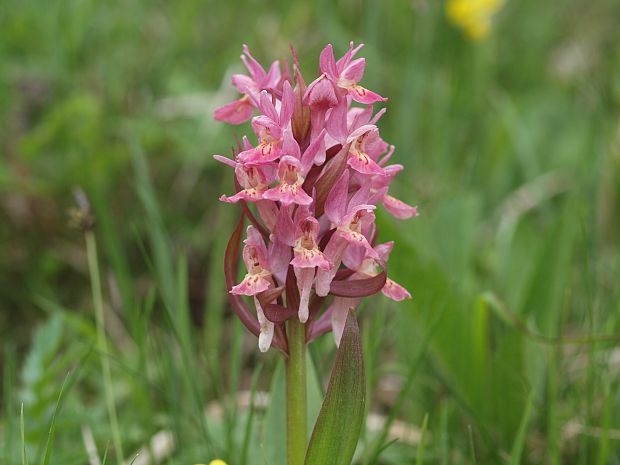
xmin=214 ymin=43 xmax=418 ymax=354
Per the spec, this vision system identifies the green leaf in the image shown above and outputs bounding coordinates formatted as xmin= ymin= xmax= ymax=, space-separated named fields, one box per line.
xmin=304 ymin=311 xmax=365 ymax=465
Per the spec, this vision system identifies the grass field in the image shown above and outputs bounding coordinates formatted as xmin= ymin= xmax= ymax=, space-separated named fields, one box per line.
xmin=2 ymin=0 xmax=620 ymax=463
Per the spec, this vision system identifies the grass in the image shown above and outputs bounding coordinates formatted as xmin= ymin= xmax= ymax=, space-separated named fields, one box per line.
xmin=1 ymin=0 xmax=620 ymax=463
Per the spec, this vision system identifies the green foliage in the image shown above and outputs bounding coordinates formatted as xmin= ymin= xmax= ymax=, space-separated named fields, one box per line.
xmin=305 ymin=313 xmax=366 ymax=465
xmin=1 ymin=0 xmax=620 ymax=463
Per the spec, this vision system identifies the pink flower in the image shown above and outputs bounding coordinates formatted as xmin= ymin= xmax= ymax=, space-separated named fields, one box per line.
xmin=233 ymin=45 xmax=282 ymax=98
xmin=231 ymin=225 xmax=273 ymax=296
xmin=303 ymin=74 xmax=338 ymax=110
xmin=383 ymin=194 xmax=419 ymax=220
xmin=325 ymin=99 xmax=387 ymax=176
xmin=343 ymin=241 xmax=411 ymax=302
xmin=216 ymin=43 xmax=418 ymax=352
xmin=262 ymin=129 xmax=326 ymax=206
xmin=315 ymin=170 xmax=380 ymax=297
xmin=213 ymin=96 xmax=254 ymax=125
xmin=292 ymin=215 xmax=332 ymax=322
xmin=230 ymin=226 xmax=275 ymax=352
xmin=364 ymin=164 xmax=419 ymax=219
xmin=237 ymin=82 xmax=295 ymax=165
xmin=217 ymin=161 xmax=276 ymax=204
xmin=319 ymin=42 xmax=386 ymax=104
xmin=214 ymin=45 xmax=282 ymax=125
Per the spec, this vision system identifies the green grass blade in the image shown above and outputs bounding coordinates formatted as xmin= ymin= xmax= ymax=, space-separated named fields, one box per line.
xmin=20 ymin=403 xmax=29 ymax=465
xmin=41 ymin=373 xmax=71 ymax=465
xmin=101 ymin=444 xmax=109 ymax=465
xmin=415 ymin=413 xmax=429 ymax=465
xmin=3 ymin=343 xmax=17 ymax=465
xmin=468 ymin=425 xmax=477 ymax=465
xmin=509 ymin=390 xmax=534 ymax=465
xmin=240 ymin=363 xmax=263 ymax=465
xmin=365 ymin=305 xmax=446 ymax=464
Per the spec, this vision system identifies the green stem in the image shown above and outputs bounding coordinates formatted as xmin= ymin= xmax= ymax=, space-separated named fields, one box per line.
xmin=85 ymin=231 xmax=124 ymax=463
xmin=286 ymin=319 xmax=307 ymax=465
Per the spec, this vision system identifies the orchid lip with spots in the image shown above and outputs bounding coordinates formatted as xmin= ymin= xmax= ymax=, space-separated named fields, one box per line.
xmin=215 ymin=43 xmax=418 ymax=352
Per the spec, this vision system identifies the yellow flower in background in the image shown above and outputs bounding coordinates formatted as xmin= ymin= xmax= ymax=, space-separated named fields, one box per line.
xmin=446 ymin=0 xmax=504 ymax=41
xmin=194 ymin=461 xmax=227 ymax=465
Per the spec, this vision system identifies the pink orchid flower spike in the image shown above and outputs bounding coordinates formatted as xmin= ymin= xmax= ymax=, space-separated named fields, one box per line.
xmin=215 ymin=43 xmax=418 ymax=352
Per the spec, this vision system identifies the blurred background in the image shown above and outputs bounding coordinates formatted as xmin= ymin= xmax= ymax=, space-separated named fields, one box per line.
xmin=1 ymin=0 xmax=620 ymax=463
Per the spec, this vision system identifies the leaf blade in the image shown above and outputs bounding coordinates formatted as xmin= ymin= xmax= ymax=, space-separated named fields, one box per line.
xmin=304 ymin=311 xmax=365 ymax=465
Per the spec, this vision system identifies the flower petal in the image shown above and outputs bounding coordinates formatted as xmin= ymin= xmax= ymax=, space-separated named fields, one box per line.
xmin=383 ymin=194 xmax=419 ymax=220
xmin=213 ymin=97 xmax=254 ymax=124
xmin=280 ymin=80 xmax=295 ymax=126
xmin=324 ymin=169 xmax=350 ymax=225
xmin=219 ymin=189 xmax=263 ymax=203
xmin=347 ymin=150 xmax=385 ymax=176
xmin=319 ymin=44 xmax=338 ymax=78
xmin=264 ymin=60 xmax=282 ymax=88
xmin=292 ymin=250 xmax=331 ymax=270
xmin=313 ymin=144 xmax=349 ymax=217
xmin=241 ymin=44 xmax=266 ymax=82
xmin=263 ymin=184 xmax=313 ymax=206
xmin=336 ymin=42 xmax=364 ymax=74
xmin=314 ymin=234 xmax=348 ymax=297
xmin=347 ymin=85 xmax=386 ymax=104
xmin=230 ymin=273 xmax=271 ymax=296
xmin=340 ymin=57 xmax=366 ymax=83
xmin=303 ymin=74 xmax=338 ymax=109
xmin=295 ymin=267 xmax=315 ymax=323
xmin=301 ymin=129 xmax=326 ymax=173
xmin=254 ymin=297 xmax=274 ymax=352
xmin=224 ymin=214 xmax=260 ymax=337
xmin=325 ymin=98 xmax=349 ymax=143
xmin=330 ymin=297 xmax=360 ymax=346
xmin=381 ymin=278 xmax=412 ymax=301
xmin=271 ymin=205 xmax=296 ymax=247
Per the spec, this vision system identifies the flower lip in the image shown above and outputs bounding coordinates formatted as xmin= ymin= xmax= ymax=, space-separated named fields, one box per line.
xmin=263 ymin=156 xmax=313 ymax=206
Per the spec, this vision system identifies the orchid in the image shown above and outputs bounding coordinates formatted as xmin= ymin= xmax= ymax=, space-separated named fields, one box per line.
xmin=215 ymin=43 xmax=418 ymax=465
xmin=215 ymin=43 xmax=417 ymax=352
